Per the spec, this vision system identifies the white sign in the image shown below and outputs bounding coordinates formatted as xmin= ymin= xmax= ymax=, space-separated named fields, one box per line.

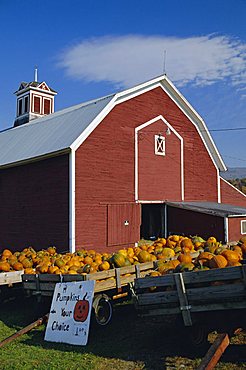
xmin=45 ymin=280 xmax=95 ymax=345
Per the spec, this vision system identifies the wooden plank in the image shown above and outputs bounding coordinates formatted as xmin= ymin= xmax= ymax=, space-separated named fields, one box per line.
xmin=135 ymin=265 xmax=244 ymax=291
xmin=138 ymin=307 xmax=181 ymax=316
xmin=197 ymin=333 xmax=230 ymax=370
xmin=187 ymin=283 xmax=246 ymax=303
xmin=182 ymin=266 xmax=243 ymax=284
xmin=0 ymin=314 xmax=49 ymax=348
xmin=190 ymin=301 xmax=246 ymax=313
xmin=22 ymin=282 xmax=37 ymax=290
xmin=137 ymin=290 xmax=178 ymax=306
xmin=135 ymin=274 xmax=175 ymax=289
xmin=0 ymin=271 xmax=24 ymax=285
xmin=174 ymin=273 xmax=192 ymax=326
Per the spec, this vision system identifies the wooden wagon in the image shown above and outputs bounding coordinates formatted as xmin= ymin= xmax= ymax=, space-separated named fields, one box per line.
xmin=22 ymin=261 xmax=157 ymax=325
xmin=133 ymin=264 xmax=246 ymax=345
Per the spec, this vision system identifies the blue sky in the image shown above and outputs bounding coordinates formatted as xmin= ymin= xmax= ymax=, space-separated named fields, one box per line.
xmin=0 ymin=0 xmax=245 ymax=168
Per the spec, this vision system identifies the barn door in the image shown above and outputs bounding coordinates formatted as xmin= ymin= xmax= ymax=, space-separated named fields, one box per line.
xmin=107 ymin=203 xmax=141 ymax=247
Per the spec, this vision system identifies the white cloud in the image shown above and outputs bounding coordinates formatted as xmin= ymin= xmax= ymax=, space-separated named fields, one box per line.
xmin=58 ymin=34 xmax=246 ymax=90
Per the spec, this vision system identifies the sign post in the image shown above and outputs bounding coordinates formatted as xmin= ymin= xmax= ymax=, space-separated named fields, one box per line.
xmin=45 ymin=280 xmax=95 ymax=345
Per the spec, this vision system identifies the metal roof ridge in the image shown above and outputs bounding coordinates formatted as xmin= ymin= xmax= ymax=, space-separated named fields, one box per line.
xmin=0 ymin=93 xmax=115 ymax=136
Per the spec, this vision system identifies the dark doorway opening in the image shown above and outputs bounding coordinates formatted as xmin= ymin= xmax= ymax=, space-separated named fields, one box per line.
xmin=140 ymin=203 xmax=166 ymax=240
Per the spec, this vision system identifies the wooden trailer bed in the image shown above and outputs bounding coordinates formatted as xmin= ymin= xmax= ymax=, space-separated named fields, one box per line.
xmin=133 ymin=264 xmax=246 ymax=327
xmin=22 ymin=261 xmax=157 ymax=298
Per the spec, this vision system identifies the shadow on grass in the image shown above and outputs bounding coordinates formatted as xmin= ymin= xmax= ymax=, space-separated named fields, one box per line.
xmin=1 ymin=294 xmax=246 ymax=369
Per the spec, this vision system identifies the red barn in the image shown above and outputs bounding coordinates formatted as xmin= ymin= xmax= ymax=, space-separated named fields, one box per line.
xmin=1 ymin=75 xmax=246 ymax=253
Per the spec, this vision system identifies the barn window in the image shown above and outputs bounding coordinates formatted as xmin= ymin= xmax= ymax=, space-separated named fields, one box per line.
xmin=24 ymin=96 xmax=29 ymax=113
xmin=18 ymin=98 xmax=23 ymax=116
xmin=44 ymin=98 xmax=51 ymax=115
xmin=155 ymin=135 xmax=165 ymax=156
xmin=241 ymin=220 xmax=246 ymax=234
xmin=33 ymin=96 xmax=41 ymax=113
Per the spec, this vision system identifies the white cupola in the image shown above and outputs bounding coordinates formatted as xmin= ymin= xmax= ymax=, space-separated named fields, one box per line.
xmin=13 ymin=68 xmax=57 ymax=127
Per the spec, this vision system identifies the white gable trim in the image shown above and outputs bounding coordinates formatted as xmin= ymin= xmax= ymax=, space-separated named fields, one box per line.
xmin=71 ymin=75 xmax=226 ymax=173
xmin=135 ymin=115 xmax=184 ymax=201
xmin=37 ymin=81 xmax=50 ymax=91
xmin=69 ymin=149 xmax=76 ymax=253
xmin=220 ymin=177 xmax=246 ymax=199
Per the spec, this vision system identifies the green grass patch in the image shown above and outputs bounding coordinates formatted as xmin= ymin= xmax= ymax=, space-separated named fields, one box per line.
xmin=0 ymin=289 xmax=245 ymax=369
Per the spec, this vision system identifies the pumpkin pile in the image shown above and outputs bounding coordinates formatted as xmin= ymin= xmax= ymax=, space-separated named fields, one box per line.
xmin=0 ymin=235 xmax=245 ymax=276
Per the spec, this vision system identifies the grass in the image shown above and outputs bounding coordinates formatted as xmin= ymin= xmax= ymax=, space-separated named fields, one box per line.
xmin=0 ymin=288 xmax=245 ymax=370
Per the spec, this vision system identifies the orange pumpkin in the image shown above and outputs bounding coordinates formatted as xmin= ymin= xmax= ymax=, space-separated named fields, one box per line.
xmin=209 ymin=255 xmax=227 ymax=269
xmin=177 ymin=253 xmax=192 ymax=264
xmin=13 ymin=262 xmax=24 ymax=271
xmin=0 ymin=261 xmax=11 ymax=272
xmin=137 ymin=250 xmax=151 ymax=263
xmin=221 ymin=250 xmax=241 ymax=263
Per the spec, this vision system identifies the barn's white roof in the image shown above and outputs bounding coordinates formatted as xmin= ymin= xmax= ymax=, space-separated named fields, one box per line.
xmin=0 ymin=95 xmax=114 ymax=167
xmin=0 ymin=75 xmax=227 ymax=171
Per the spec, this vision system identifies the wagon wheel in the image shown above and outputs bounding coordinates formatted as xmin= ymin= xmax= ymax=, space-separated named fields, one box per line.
xmin=188 ymin=324 xmax=209 ymax=348
xmin=93 ymin=294 xmax=113 ymax=326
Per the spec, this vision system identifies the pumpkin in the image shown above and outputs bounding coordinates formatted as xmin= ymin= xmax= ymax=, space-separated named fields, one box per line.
xmin=0 ymin=261 xmax=11 ymax=272
xmin=209 ymin=255 xmax=228 ymax=269
xmin=111 ymin=253 xmax=126 ymax=267
xmin=99 ymin=261 xmax=110 ymax=271
xmin=176 ymin=262 xmax=195 ymax=272
xmin=180 ymin=238 xmax=193 ymax=250
xmin=83 ymin=256 xmax=93 ymax=265
xmin=166 ymin=239 xmax=176 ymax=249
xmin=1 ymin=249 xmax=12 ymax=258
xmin=24 ymin=267 xmax=36 ymax=274
xmin=227 ymin=261 xmax=242 ymax=267
xmin=221 ymin=250 xmax=241 ymax=263
xmin=197 ymin=252 xmax=214 ymax=266
xmin=21 ymin=258 xmax=33 ymax=269
xmin=137 ymin=250 xmax=151 ymax=263
xmin=207 ymin=236 xmax=217 ymax=243
xmin=13 ymin=262 xmax=24 ymax=271
xmin=177 ymin=253 xmax=192 ymax=264
xmin=161 ymin=248 xmax=175 ymax=260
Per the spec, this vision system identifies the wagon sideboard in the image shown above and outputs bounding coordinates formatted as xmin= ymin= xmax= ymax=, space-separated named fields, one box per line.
xmin=134 ymin=264 xmax=246 ymax=326
xmin=22 ymin=261 xmax=157 ymax=298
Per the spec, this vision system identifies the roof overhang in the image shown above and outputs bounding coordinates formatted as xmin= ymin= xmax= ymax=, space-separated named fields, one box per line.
xmin=166 ymin=201 xmax=246 ymax=218
xmin=72 ymin=74 xmax=227 ymax=172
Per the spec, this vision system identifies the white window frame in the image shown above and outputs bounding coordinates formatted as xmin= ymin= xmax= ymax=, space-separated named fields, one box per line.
xmin=24 ymin=95 xmax=29 ymax=113
xmin=17 ymin=98 xmax=23 ymax=116
xmin=154 ymin=134 xmax=165 ymax=156
xmin=241 ymin=220 xmax=246 ymax=234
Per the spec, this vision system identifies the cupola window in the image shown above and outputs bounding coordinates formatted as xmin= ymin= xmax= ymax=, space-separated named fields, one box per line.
xmin=18 ymin=99 xmax=22 ymax=116
xmin=44 ymin=98 xmax=51 ymax=115
xmin=24 ymin=96 xmax=29 ymax=113
xmin=33 ymin=96 xmax=41 ymax=114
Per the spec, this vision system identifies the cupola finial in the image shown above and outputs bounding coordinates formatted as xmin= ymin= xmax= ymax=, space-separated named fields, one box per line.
xmin=34 ymin=66 xmax=38 ymax=82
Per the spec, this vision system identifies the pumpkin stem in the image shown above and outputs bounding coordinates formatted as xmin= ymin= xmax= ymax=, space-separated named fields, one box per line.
xmin=83 ymin=292 xmax=88 ymax=300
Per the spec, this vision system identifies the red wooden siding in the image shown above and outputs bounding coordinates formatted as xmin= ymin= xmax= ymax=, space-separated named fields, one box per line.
xmin=0 ymin=155 xmax=69 ymax=252
xmin=75 ymin=204 xmax=107 ymax=251
xmin=167 ymin=206 xmax=225 ymax=241
xmin=107 ymin=203 xmax=141 ymax=246
xmin=228 ymin=217 xmax=246 ymax=242
xmin=220 ymin=177 xmax=246 ymax=207
xmin=138 ymin=119 xmax=182 ymax=201
xmin=75 ymin=87 xmax=219 ymax=250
